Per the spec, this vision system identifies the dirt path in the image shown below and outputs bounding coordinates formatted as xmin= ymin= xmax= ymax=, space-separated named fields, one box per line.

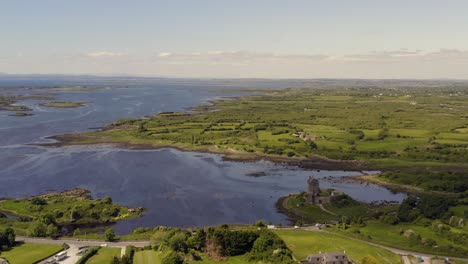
xmin=401 ymin=255 xmax=411 ymax=264
xmin=318 ymin=204 xmax=338 ymax=216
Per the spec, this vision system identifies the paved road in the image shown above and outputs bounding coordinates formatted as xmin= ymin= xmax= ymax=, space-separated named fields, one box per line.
xmin=17 ymin=236 xmax=149 ymax=263
xmin=17 ymin=231 xmax=468 ymax=263
xmin=16 ymin=236 xmax=150 ymax=248
xmin=38 ymin=245 xmax=81 ymax=264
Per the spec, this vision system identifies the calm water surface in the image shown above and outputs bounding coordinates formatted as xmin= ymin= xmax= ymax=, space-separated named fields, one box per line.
xmin=0 ymin=81 xmax=405 ymax=234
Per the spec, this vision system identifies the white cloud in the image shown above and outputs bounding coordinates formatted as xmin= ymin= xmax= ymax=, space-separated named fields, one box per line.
xmin=158 ymin=52 xmax=172 ymax=57
xmin=86 ymin=51 xmax=126 ymax=58
xmin=154 ymin=51 xmax=329 ymax=66
xmin=3 ymin=49 xmax=468 ymax=79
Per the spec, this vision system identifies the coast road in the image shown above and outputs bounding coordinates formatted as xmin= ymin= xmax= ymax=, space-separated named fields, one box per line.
xmin=16 ymin=236 xmax=150 ymax=248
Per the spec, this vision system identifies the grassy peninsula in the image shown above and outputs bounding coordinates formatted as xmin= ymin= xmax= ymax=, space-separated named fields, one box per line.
xmin=40 ymin=101 xmax=89 ymax=108
xmin=0 ymin=189 xmax=143 ymax=237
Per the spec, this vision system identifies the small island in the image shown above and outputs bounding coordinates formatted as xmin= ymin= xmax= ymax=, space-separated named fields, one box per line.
xmin=8 ymin=112 xmax=34 ymax=117
xmin=39 ymin=101 xmax=89 ymax=108
xmin=0 ymin=96 xmax=32 ymax=112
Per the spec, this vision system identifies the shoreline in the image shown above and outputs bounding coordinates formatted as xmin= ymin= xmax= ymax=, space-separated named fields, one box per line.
xmin=42 ymin=133 xmax=371 ymax=172
xmin=349 ymin=175 xmax=458 ymax=197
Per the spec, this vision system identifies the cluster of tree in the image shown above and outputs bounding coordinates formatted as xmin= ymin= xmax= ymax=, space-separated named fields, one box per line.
xmin=27 ymin=213 xmax=60 ymax=238
xmin=399 ymin=228 xmax=467 ymax=256
xmin=336 ymin=216 xmax=365 ymax=230
xmin=397 ymin=196 xmax=451 ymax=222
xmin=111 ymin=245 xmax=136 ymax=264
xmin=149 ymin=225 xmax=294 ymax=264
xmin=431 ymin=221 xmax=467 ymax=246
xmin=376 ymin=195 xmax=454 ymax=227
xmin=380 ymin=170 xmax=468 ymax=193
xmin=0 ymin=228 xmax=15 ymax=251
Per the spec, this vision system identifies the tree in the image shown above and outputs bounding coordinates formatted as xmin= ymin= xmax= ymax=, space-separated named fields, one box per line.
xmin=151 ymin=231 xmax=166 ymax=248
xmin=189 ymin=229 xmax=206 ymax=250
xmin=362 ymin=256 xmax=378 ymax=264
xmin=46 ymin=224 xmax=59 ymax=238
xmin=5 ymin=228 xmax=16 ymax=248
xmin=398 ymin=199 xmax=420 ymax=222
xmin=31 ymin=197 xmax=47 ymax=206
xmin=418 ymin=196 xmax=449 ymax=219
xmin=103 ymin=196 xmax=113 ymax=204
xmin=73 ymin=228 xmax=83 ymax=236
xmin=38 ymin=213 xmax=56 ymax=226
xmin=0 ymin=228 xmax=16 ymax=249
xmin=168 ymin=232 xmax=188 ymax=253
xmin=161 ymin=251 xmax=183 ymax=264
xmin=70 ymin=206 xmax=81 ymax=222
xmin=105 ymin=228 xmax=116 ymax=242
xmin=308 ymin=141 xmax=318 ymax=150
xmin=255 ymin=220 xmax=266 ymax=228
xmin=28 ymin=221 xmax=47 ymax=237
xmin=379 ymin=214 xmax=399 ymax=225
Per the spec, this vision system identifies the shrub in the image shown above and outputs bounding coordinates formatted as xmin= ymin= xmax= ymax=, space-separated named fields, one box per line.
xmin=76 ymin=247 xmax=100 ymax=264
xmin=105 ymin=228 xmax=117 ymax=242
xmin=161 ymin=251 xmax=183 ymax=264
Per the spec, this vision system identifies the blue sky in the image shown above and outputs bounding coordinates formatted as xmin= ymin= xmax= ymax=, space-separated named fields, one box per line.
xmin=1 ymin=0 xmax=468 ymax=78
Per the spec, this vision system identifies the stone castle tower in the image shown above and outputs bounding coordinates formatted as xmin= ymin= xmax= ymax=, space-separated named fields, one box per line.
xmin=307 ymin=176 xmax=320 ymax=204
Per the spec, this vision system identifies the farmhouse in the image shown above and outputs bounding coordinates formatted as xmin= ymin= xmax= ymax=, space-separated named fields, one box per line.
xmin=301 ymin=252 xmax=352 ymax=264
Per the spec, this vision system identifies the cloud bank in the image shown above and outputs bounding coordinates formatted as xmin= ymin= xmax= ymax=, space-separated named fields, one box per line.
xmin=1 ymin=49 xmax=467 ymax=79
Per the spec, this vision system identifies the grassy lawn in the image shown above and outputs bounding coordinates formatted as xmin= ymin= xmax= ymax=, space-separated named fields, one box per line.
xmin=86 ymin=247 xmax=121 ymax=264
xmin=133 ymin=250 xmax=164 ymax=264
xmin=133 ymin=250 xmax=250 ymax=264
xmin=361 ymin=221 xmax=468 ymax=250
xmin=0 ymin=243 xmax=63 ymax=264
xmin=330 ymin=220 xmax=468 ymax=257
xmin=275 ymin=229 xmax=400 ymax=264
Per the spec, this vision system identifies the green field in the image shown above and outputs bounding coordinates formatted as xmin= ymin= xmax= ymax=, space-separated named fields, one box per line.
xmin=56 ymin=87 xmax=468 ymax=173
xmin=134 ymin=250 xmax=164 ymax=264
xmin=86 ymin=247 xmax=121 ymax=264
xmin=331 ymin=220 xmax=468 ymax=257
xmin=274 ymin=229 xmax=401 ymax=264
xmin=0 ymin=243 xmax=63 ymax=264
